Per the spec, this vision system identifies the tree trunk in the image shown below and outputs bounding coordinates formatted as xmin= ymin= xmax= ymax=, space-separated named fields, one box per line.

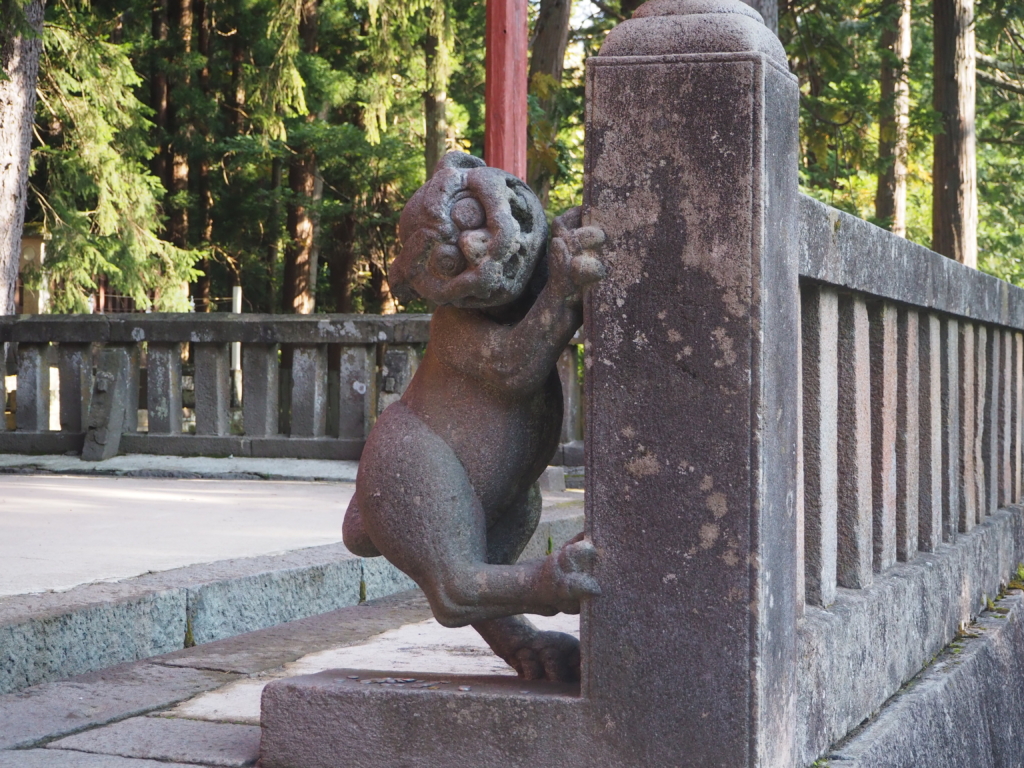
xmin=167 ymin=0 xmax=192 ymax=250
xmin=282 ymin=149 xmax=318 ymax=313
xmin=151 ymin=0 xmax=169 ymax=188
xmin=267 ymin=156 xmax=282 ymax=311
xmin=326 ymin=214 xmax=357 ymax=313
xmin=281 ymin=0 xmax=322 ymax=314
xmin=526 ymin=0 xmax=571 ymax=200
xmin=0 ymin=0 xmax=45 ymax=316
xmin=194 ymin=0 xmax=213 ymax=310
xmin=933 ymin=0 xmax=977 ymax=267
xmin=423 ymin=20 xmax=448 ymax=179
xmin=875 ymin=0 xmax=911 ymax=236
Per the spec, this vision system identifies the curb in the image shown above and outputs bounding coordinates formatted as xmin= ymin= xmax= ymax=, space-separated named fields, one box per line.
xmin=0 ymin=510 xmax=583 ymax=695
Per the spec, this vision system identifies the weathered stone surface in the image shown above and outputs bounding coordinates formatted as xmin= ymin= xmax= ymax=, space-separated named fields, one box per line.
xmin=146 ymin=343 xmax=183 ymax=435
xmin=802 ymin=284 xmax=839 ymax=606
xmin=48 ymin=717 xmax=260 ymax=768
xmin=797 ymin=505 xmax=1024 ymax=765
xmin=0 ymin=585 xmax=187 ymax=695
xmin=0 ymin=313 xmax=432 ymax=346
xmin=825 ymin=591 xmax=1024 ymax=768
xmin=836 ymin=293 xmax=873 ymax=588
xmin=182 ymin=545 xmax=363 ymax=645
xmin=0 ymin=751 xmax=201 ymax=768
xmin=82 ymin=347 xmax=131 ymax=461
xmin=358 ymin=556 xmax=418 ymax=603
xmin=289 ymin=345 xmax=328 ymax=437
xmin=15 ymin=342 xmax=50 ymax=431
xmin=0 ymin=661 xmax=236 ymax=749
xmin=800 ymin=194 xmax=1024 ymax=330
xmin=193 ymin=343 xmax=231 ymax=437
xmin=259 ymin=671 xmax=585 ymax=768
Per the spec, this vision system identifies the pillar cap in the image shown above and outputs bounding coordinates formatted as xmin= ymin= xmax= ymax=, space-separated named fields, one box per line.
xmin=599 ymin=0 xmax=787 ymax=65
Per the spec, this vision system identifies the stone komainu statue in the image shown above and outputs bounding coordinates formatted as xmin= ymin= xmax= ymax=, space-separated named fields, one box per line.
xmin=343 ymin=151 xmax=605 ymax=682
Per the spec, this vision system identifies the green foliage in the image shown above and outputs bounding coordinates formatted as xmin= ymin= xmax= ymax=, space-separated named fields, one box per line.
xmin=31 ymin=1 xmax=198 ymax=312
xmin=22 ymin=0 xmax=1024 ymax=314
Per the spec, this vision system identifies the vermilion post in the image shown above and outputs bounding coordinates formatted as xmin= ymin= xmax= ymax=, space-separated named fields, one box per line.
xmin=484 ymin=0 xmax=528 ymax=179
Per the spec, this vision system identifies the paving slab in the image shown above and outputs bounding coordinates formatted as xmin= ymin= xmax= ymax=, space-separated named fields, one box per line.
xmin=0 ymin=750 xmax=205 ymax=768
xmin=163 ymin=612 xmax=579 ymax=725
xmin=156 ymin=588 xmax=433 ymax=675
xmin=48 ymin=717 xmax=260 ymax=768
xmin=0 ymin=661 xmax=237 ymax=750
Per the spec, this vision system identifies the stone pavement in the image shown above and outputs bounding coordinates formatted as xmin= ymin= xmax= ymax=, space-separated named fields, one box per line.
xmin=0 ymin=588 xmax=579 ymax=767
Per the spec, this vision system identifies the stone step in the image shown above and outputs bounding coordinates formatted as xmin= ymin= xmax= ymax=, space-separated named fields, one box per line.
xmin=0 ymin=502 xmax=583 ymax=696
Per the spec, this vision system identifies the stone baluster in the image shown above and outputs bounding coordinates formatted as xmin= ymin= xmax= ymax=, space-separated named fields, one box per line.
xmin=289 ymin=345 xmax=328 ymax=437
xmin=16 ymin=343 xmax=50 ymax=432
xmin=974 ymin=325 xmax=988 ymax=523
xmin=983 ymin=326 xmax=1000 ymax=516
xmin=58 ymin=343 xmax=92 ymax=433
xmin=1014 ymin=333 xmax=1023 ymax=502
xmin=837 ymin=294 xmax=873 ymax=588
xmin=557 ymin=344 xmax=583 ymax=464
xmin=942 ymin=318 xmax=961 ymax=542
xmin=918 ymin=314 xmax=944 ymax=551
xmin=958 ymin=322 xmax=977 ymax=532
xmin=801 ymin=284 xmax=838 ymax=606
xmin=194 ymin=343 xmax=231 ymax=436
xmin=896 ymin=307 xmax=919 ymax=561
xmin=1001 ymin=329 xmax=1012 ymax=506
xmin=146 ymin=343 xmax=183 ymax=434
xmin=329 ymin=345 xmax=376 ymax=440
xmin=869 ymin=301 xmax=898 ymax=571
xmin=376 ymin=345 xmax=419 ymax=417
xmin=242 ymin=344 xmax=280 ymax=436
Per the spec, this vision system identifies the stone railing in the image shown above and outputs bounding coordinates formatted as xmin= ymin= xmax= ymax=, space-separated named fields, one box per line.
xmin=794 ymin=195 xmax=1024 ymax=763
xmin=0 ymin=313 xmax=584 ymax=464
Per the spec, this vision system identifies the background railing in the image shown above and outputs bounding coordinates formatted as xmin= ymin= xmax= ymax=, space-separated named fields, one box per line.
xmin=0 ymin=314 xmax=585 ymax=464
xmin=795 ymin=194 xmax=1024 ymax=764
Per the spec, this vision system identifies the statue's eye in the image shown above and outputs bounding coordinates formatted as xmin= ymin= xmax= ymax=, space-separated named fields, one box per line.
xmin=451 ymin=197 xmax=486 ymax=231
xmin=430 ymin=244 xmax=467 ymax=277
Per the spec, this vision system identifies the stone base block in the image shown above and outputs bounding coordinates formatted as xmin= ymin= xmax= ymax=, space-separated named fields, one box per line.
xmin=826 ymin=590 xmax=1024 ymax=767
xmin=259 ymin=670 xmax=584 ymax=768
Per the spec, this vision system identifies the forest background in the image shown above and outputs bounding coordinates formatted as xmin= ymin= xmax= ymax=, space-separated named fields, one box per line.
xmin=1 ymin=0 xmax=1023 ymax=315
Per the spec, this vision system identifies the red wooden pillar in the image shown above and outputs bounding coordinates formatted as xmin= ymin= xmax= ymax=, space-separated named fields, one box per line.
xmin=484 ymin=0 xmax=528 ymax=179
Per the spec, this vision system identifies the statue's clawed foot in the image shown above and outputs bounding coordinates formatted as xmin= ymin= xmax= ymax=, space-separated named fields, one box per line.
xmin=473 ymin=616 xmax=582 ymax=682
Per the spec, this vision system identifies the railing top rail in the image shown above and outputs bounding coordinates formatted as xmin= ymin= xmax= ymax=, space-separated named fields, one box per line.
xmin=0 ymin=313 xmax=433 ymax=345
xmin=800 ymin=195 xmax=1024 ymax=329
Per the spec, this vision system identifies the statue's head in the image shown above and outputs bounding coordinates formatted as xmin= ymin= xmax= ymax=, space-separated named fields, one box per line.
xmin=391 ymin=152 xmax=548 ymax=308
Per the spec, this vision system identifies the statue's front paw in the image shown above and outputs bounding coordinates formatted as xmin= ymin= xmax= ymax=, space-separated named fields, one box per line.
xmin=550 ymin=207 xmax=607 ymax=296
xmin=540 ymin=534 xmax=601 ymax=615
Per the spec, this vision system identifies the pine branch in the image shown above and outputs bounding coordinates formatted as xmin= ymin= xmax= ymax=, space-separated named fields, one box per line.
xmin=977 ymin=68 xmax=1024 ymax=97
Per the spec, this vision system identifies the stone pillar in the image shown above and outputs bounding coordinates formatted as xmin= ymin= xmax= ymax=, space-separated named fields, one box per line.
xmin=583 ymin=0 xmax=800 ymax=763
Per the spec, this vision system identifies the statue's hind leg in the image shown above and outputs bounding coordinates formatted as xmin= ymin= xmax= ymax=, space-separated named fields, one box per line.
xmin=356 ymin=403 xmax=599 ymax=629
xmin=471 ymin=484 xmax=585 ymax=682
